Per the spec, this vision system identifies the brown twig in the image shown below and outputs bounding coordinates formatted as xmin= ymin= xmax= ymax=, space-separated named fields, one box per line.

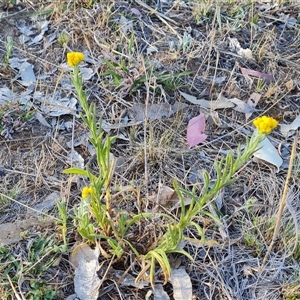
xmin=260 ymin=132 xmax=298 ymax=271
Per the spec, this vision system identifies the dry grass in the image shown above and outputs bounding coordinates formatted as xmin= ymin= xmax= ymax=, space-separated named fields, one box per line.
xmin=0 ymin=0 xmax=300 ymax=299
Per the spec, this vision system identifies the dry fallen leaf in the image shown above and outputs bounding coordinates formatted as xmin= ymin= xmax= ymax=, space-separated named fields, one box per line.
xmin=240 ymin=67 xmax=274 ymax=83
xmin=265 ymin=85 xmax=278 ymax=98
xmin=253 ymin=137 xmax=283 ymax=170
xmin=187 ymin=113 xmax=208 ymax=147
xmin=66 ymin=149 xmax=85 ymax=169
xmin=285 ymin=79 xmax=294 ymax=91
xmin=245 ymin=93 xmax=261 ymax=120
xmin=0 ymin=218 xmax=54 ymax=246
xmin=180 ymin=91 xmax=235 ymax=110
xmin=206 ymin=111 xmax=222 ymax=126
xmin=35 ymin=111 xmax=52 ymax=128
xmin=170 ymin=268 xmax=193 ymax=300
xmin=9 ymin=58 xmax=36 ymax=86
xmin=227 ymin=97 xmax=257 ymax=114
xmin=69 ymin=243 xmax=101 ymax=300
xmin=119 ymin=272 xmax=149 ymax=289
xmin=119 ymin=15 xmax=133 ymax=34
xmin=280 ymin=115 xmax=300 ymax=137
xmin=129 ymin=102 xmax=188 ymax=122
xmin=228 ymin=37 xmax=253 ymax=59
xmin=148 ymin=185 xmax=175 ymax=206
xmin=153 ymin=284 xmax=170 ymax=300
xmin=30 ymin=191 xmax=60 ymax=216
xmin=40 ymin=95 xmax=78 ymax=117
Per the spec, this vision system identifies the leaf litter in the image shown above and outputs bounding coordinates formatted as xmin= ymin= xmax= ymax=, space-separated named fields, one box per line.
xmin=245 ymin=92 xmax=261 ymax=120
xmin=240 ymin=67 xmax=274 ymax=83
xmin=186 ymin=113 xmax=207 ymax=147
xmin=180 ymin=91 xmax=235 ymax=109
xmin=0 ymin=218 xmax=54 ymax=247
xmin=228 ymin=37 xmax=253 ymax=60
xmin=128 ymin=101 xmax=188 ymax=122
xmin=0 ymin=1 xmax=299 ymax=299
xmin=169 ymin=268 xmax=193 ymax=300
xmin=280 ymin=114 xmax=300 ymax=137
xmin=68 ymin=243 xmax=101 ymax=300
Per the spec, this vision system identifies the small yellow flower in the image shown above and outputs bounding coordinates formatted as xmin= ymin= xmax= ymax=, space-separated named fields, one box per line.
xmin=67 ymin=52 xmax=85 ymax=67
xmin=253 ymin=116 xmax=278 ymax=134
xmin=82 ymin=186 xmax=93 ymax=198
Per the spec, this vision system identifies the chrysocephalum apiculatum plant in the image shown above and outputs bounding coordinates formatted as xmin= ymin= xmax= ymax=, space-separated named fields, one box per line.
xmin=60 ymin=52 xmax=278 ymax=287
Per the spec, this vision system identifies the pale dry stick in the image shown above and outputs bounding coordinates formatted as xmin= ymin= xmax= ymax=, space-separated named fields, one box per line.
xmin=2 ymin=168 xmax=62 ymax=187
xmin=143 ymin=81 xmax=150 ymax=211
xmin=285 ymin=194 xmax=299 ymax=257
xmin=0 ymin=192 xmax=58 ymax=221
xmin=25 ymin=249 xmax=57 ymax=274
xmin=96 ymin=251 xmax=116 ymax=293
xmin=191 ymin=9 xmax=218 ymax=89
xmin=6 ymin=274 xmax=23 ymax=300
xmin=134 ymin=0 xmax=181 ymax=39
xmin=249 ymin=0 xmax=255 ymax=48
xmin=210 ymin=49 xmax=220 ymax=106
xmin=134 ymin=0 xmax=177 ymax=25
xmin=260 ymin=133 xmax=298 ymax=270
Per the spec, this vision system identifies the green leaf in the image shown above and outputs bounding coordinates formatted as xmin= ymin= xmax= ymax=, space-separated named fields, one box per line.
xmin=188 ymin=221 xmax=205 ymax=241
xmin=171 ymin=249 xmax=193 ymax=261
xmin=100 ymin=70 xmax=122 ymax=85
xmin=200 ymin=210 xmax=222 ymax=225
xmin=62 ymin=167 xmax=97 ymax=182
xmin=148 ymin=249 xmax=171 ymax=283
xmin=62 ymin=167 xmax=89 ymax=177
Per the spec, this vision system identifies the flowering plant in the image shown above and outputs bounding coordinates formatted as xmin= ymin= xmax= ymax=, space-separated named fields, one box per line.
xmin=137 ymin=116 xmax=278 ymax=284
xmin=253 ymin=116 xmax=278 ymax=134
xmin=66 ymin=52 xmax=85 ymax=67
xmin=62 ymin=52 xmax=117 ymax=239
xmin=59 ymin=52 xmax=279 ymax=287
xmin=81 ymin=186 xmax=93 ymax=199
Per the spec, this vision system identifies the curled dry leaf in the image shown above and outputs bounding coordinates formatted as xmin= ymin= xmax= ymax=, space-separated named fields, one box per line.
xmin=227 ymin=97 xmax=257 ymax=114
xmin=245 ymin=93 xmax=261 ymax=120
xmin=280 ymin=115 xmax=300 ymax=137
xmin=153 ymin=284 xmax=170 ymax=300
xmin=148 ymin=185 xmax=175 ymax=206
xmin=240 ymin=67 xmax=274 ymax=83
xmin=180 ymin=91 xmax=235 ymax=110
xmin=228 ymin=37 xmax=253 ymax=59
xmin=131 ymin=7 xmax=142 ymax=16
xmin=169 ymin=268 xmax=192 ymax=300
xmin=253 ymin=137 xmax=283 ymax=170
xmin=0 ymin=218 xmax=54 ymax=246
xmin=285 ymin=79 xmax=294 ymax=91
xmin=69 ymin=243 xmax=101 ymax=300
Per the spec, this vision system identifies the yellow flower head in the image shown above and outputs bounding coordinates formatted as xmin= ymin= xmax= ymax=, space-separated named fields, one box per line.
xmin=82 ymin=186 xmax=93 ymax=198
xmin=67 ymin=52 xmax=85 ymax=67
xmin=253 ymin=116 xmax=278 ymax=134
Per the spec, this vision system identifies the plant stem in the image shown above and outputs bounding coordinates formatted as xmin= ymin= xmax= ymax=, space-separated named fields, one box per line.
xmin=260 ymin=133 xmax=298 ymax=270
